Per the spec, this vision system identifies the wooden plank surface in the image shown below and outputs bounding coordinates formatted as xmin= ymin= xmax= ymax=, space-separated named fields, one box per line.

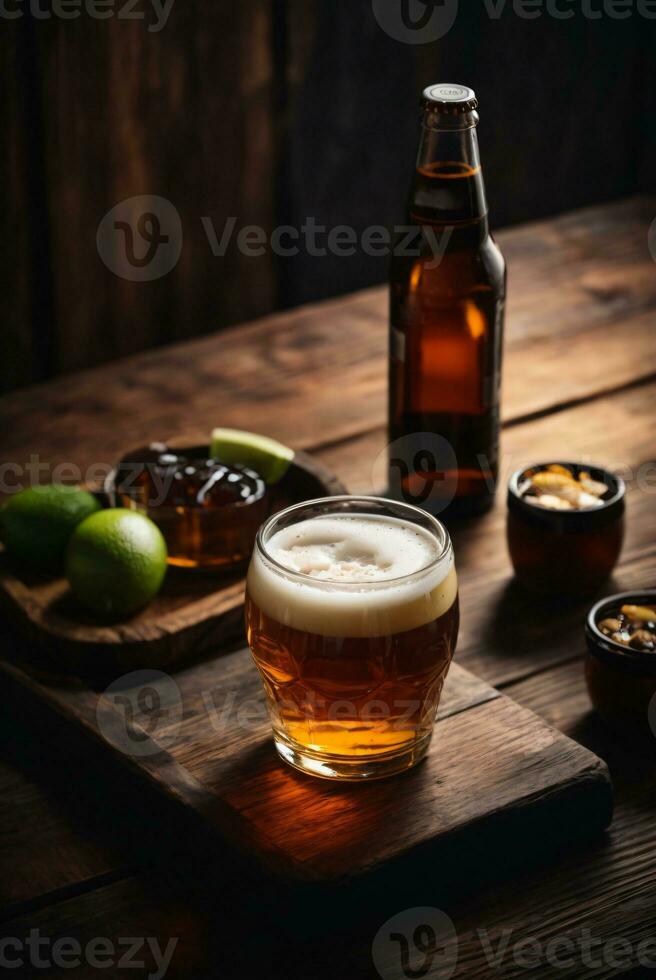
xmin=440 ymin=661 xmax=656 ymax=979
xmin=0 ymin=751 xmax=124 ymax=915
xmin=0 ymin=686 xmax=137 ymax=917
xmin=0 ymin=658 xmax=647 ymax=979
xmin=2 ymin=19 xmax=45 ymax=392
xmin=0 ymin=645 xmax=612 ymax=886
xmin=317 ymin=380 xmax=656 ymax=686
xmin=0 ymin=656 xmax=651 ymax=979
xmin=32 ymin=3 xmax=277 ymax=380
xmin=1 ymin=196 xmax=654 ymax=489
xmin=7 ymin=9 xmax=652 ymax=393
xmin=0 ymin=196 xmax=654 ymax=976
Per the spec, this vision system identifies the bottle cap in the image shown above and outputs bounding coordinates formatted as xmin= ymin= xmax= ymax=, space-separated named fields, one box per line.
xmin=422 ymin=83 xmax=478 ymax=115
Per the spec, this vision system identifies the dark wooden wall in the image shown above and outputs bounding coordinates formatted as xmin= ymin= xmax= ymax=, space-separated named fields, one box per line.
xmin=5 ymin=1 xmax=655 ymax=392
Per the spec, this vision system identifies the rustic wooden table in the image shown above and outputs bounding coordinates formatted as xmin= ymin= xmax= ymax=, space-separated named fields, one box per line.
xmin=1 ymin=196 xmax=655 ymax=979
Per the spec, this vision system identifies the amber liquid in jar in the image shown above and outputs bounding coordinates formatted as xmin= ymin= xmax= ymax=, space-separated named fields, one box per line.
xmin=115 ymin=446 xmax=268 ymax=569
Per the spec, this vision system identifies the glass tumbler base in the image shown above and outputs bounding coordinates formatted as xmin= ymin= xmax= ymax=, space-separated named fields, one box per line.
xmin=273 ymin=731 xmax=433 ymax=781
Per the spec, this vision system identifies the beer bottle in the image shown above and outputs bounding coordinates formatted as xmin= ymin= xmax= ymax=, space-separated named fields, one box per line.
xmin=389 ymin=84 xmax=506 ymax=518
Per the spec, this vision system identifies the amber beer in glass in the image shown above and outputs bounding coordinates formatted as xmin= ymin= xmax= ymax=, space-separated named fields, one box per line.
xmin=245 ymin=496 xmax=459 ymax=780
xmin=389 ymin=84 xmax=506 ymax=517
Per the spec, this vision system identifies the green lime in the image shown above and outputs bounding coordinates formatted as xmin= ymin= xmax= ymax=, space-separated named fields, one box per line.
xmin=209 ymin=428 xmax=294 ymax=484
xmin=65 ymin=509 xmax=167 ymax=618
xmin=0 ymin=485 xmax=102 ymax=572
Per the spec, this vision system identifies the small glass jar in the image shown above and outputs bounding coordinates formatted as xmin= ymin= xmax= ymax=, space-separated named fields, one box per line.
xmin=585 ymin=591 xmax=656 ymax=735
xmin=507 ymin=462 xmax=625 ymax=597
xmin=108 ymin=444 xmax=268 ymax=570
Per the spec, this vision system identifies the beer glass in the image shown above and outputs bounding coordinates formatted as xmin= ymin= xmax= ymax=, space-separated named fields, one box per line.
xmin=245 ymin=496 xmax=459 ymax=780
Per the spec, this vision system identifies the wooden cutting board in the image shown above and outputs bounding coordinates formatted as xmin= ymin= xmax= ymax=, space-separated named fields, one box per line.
xmin=0 ymin=451 xmax=345 ymax=674
xmin=0 ymin=639 xmax=613 ymax=885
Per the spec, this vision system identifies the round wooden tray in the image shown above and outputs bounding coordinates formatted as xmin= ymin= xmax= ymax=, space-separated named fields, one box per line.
xmin=0 ymin=450 xmax=346 ymax=678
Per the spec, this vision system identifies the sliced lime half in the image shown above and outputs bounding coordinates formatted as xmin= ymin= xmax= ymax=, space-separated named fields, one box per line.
xmin=209 ymin=428 xmax=294 ymax=485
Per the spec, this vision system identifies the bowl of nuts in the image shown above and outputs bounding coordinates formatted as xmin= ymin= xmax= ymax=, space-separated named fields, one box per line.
xmin=507 ymin=462 xmax=625 ymax=597
xmin=585 ymin=591 xmax=656 ymax=735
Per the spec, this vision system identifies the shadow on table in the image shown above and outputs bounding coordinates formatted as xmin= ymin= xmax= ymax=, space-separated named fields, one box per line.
xmin=477 ymin=578 xmax=601 ymax=669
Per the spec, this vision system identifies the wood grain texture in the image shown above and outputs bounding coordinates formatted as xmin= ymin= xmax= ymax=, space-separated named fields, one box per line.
xmin=2 ymin=786 xmax=654 ymax=980
xmin=1 ymin=197 xmax=654 ymax=489
xmin=0 ymin=749 xmax=125 ymax=915
xmin=315 ymin=379 xmax=656 ymax=688
xmin=0 ymin=644 xmax=613 ymax=886
xmin=0 ymin=870 xmax=220 ymax=977
xmin=1 ymin=652 xmax=645 ymax=980
xmin=2 ymin=19 xmax=44 ymax=393
xmin=428 ymin=660 xmax=656 ymax=979
xmin=8 ymin=10 xmax=653 ymax=392
xmin=34 ymin=2 xmax=277 ymax=379
xmin=0 ymin=695 xmax=650 ymax=980
xmin=0 ymin=197 xmax=653 ymax=972
xmin=0 ymin=452 xmax=345 ymax=673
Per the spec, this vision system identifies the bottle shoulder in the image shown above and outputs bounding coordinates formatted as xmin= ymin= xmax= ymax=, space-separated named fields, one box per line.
xmin=390 ymin=227 xmax=505 ymax=297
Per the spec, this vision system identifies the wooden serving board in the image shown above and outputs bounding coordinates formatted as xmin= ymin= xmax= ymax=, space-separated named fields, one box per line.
xmin=0 ymin=639 xmax=614 ymax=887
xmin=0 ymin=451 xmax=345 ymax=674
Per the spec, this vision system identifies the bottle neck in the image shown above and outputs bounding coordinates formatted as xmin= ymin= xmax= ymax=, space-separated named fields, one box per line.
xmin=411 ymin=111 xmax=488 ymax=230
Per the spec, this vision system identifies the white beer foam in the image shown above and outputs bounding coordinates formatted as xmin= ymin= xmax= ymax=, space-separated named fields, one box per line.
xmin=247 ymin=515 xmax=457 ymax=637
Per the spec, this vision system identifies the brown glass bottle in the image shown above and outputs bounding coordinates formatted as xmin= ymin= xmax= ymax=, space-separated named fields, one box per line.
xmin=389 ymin=84 xmax=506 ymax=519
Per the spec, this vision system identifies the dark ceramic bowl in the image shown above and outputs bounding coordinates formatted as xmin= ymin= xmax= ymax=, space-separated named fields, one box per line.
xmin=507 ymin=462 xmax=625 ymax=597
xmin=585 ymin=590 xmax=656 ymax=735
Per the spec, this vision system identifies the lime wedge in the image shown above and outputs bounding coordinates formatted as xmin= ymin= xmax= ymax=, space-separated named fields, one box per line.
xmin=209 ymin=428 xmax=294 ymax=485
